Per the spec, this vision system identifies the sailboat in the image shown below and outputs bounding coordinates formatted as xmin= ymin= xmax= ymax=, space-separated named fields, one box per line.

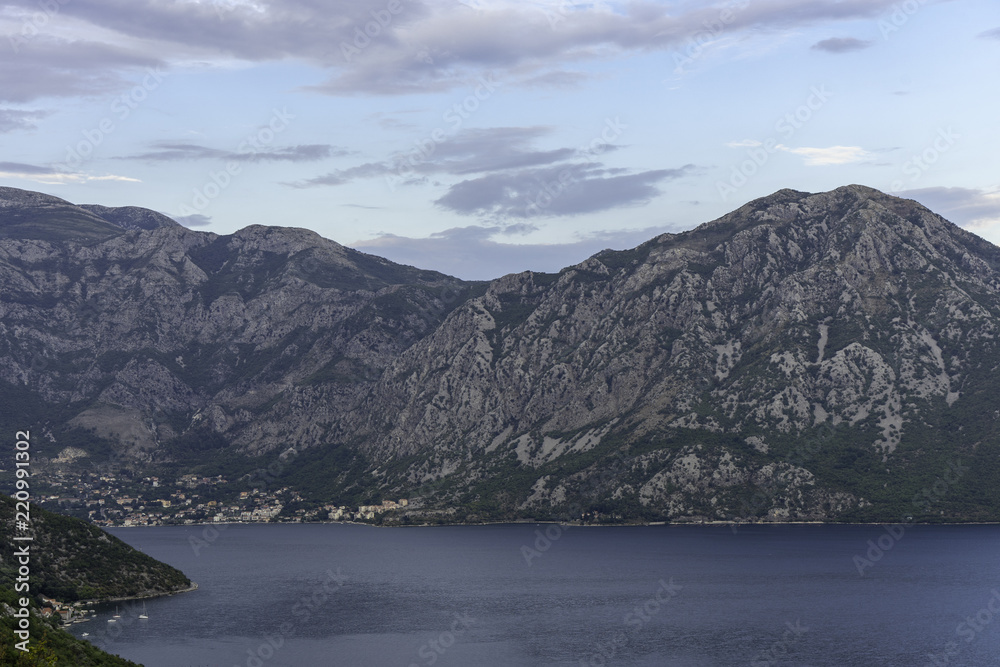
xmin=139 ymin=602 xmax=148 ymax=620
xmin=108 ymin=606 xmax=120 ymax=622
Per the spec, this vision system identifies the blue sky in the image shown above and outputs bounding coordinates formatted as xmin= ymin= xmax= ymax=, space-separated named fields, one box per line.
xmin=1 ymin=0 xmax=997 ymax=279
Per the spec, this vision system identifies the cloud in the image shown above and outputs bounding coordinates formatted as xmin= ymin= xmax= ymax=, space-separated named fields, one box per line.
xmin=0 ymin=161 xmax=139 ymax=184
xmin=781 ymin=145 xmax=872 ymax=166
xmin=0 ymin=108 xmax=49 ymax=133
xmin=978 ymin=27 xmax=1000 ymax=40
xmin=121 ymin=142 xmax=343 ymax=163
xmin=0 ymin=0 xmax=909 ymax=98
xmin=351 ymin=224 xmax=676 ymax=280
xmin=899 ymin=186 xmax=1000 ymax=228
xmin=409 ymin=126 xmax=577 ymax=175
xmin=367 ymin=111 xmax=419 ymax=131
xmin=291 ymin=124 xmax=687 ymax=218
xmin=309 ymin=0 xmax=907 ymax=94
xmin=174 ymin=213 xmax=213 ymax=228
xmin=289 ymin=126 xmax=613 ymax=188
xmin=517 ymin=70 xmax=592 ymax=89
xmin=811 ymin=37 xmax=873 ymax=53
xmin=434 ymin=163 xmax=695 ymax=218
xmin=724 ymin=142 xmax=875 ymax=166
xmin=0 ymin=161 xmax=56 ymax=175
xmin=287 ymin=161 xmax=395 ymax=188
xmin=0 ymin=36 xmax=164 ymax=103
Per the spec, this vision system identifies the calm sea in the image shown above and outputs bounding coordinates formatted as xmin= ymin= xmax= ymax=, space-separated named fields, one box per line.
xmin=69 ymin=523 xmax=1000 ymax=666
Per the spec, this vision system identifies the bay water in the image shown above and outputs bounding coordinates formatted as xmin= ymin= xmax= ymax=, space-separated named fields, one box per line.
xmin=70 ymin=523 xmax=1000 ymax=666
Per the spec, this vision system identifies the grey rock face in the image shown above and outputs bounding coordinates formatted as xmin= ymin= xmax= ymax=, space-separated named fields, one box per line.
xmin=78 ymin=204 xmax=180 ymax=231
xmin=3 ymin=184 xmax=1000 ymax=522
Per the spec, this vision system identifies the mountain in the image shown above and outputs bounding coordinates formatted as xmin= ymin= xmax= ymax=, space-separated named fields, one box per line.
xmin=2 ymin=184 xmax=999 ymax=524
xmin=0 ymin=187 xmax=176 ymax=243
xmin=360 ymin=184 xmax=1000 ymax=522
xmin=0 ymin=496 xmax=191 ymax=601
xmin=77 ymin=205 xmax=179 ymax=233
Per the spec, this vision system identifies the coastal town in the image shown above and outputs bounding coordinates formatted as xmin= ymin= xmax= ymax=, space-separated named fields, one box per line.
xmin=25 ymin=465 xmax=412 ymax=528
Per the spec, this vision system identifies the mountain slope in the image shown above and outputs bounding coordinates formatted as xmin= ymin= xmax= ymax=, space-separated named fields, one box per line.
xmin=78 ymin=204 xmax=179 ymax=232
xmin=0 ymin=494 xmax=188 ymax=665
xmin=0 ymin=496 xmax=191 ymax=601
xmin=0 ymin=187 xmax=125 ymax=243
xmin=352 ymin=185 xmax=1000 ymax=521
xmin=0 ymin=187 xmax=475 ymax=501
xmin=0 ymin=187 xmax=180 ymax=245
xmin=2 ymin=184 xmax=1000 ymax=523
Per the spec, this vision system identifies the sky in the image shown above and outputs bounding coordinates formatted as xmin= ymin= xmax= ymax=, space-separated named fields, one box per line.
xmin=0 ymin=0 xmax=998 ymax=280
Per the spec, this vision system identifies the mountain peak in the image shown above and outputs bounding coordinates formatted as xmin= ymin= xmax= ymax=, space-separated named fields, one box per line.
xmin=6 ymin=183 xmax=1000 ymax=524
xmin=0 ymin=186 xmax=180 ymax=242
xmin=0 ymin=185 xmax=74 ymax=208
xmin=79 ymin=204 xmax=179 ymax=232
xmin=687 ymin=185 xmax=942 ymax=245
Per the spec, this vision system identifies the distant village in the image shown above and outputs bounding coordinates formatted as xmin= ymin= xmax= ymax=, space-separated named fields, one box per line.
xmin=30 ymin=467 xmax=411 ymax=527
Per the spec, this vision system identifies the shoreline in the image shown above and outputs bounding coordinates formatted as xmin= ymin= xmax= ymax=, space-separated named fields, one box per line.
xmin=82 ymin=581 xmax=199 ymax=606
xmin=104 ymin=518 xmax=1000 ymax=529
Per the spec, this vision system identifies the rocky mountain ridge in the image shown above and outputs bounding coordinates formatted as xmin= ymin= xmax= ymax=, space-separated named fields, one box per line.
xmin=2 ymin=184 xmax=999 ymax=523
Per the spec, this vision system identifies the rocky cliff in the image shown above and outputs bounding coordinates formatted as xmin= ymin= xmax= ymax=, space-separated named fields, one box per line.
xmin=3 ymin=184 xmax=999 ymax=523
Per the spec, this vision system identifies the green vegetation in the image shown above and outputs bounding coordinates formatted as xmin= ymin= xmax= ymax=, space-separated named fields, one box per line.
xmin=0 ymin=497 xmax=190 ymax=602
xmin=0 ymin=585 xmax=140 ymax=667
xmin=0 ymin=206 xmax=124 ymax=244
xmin=0 ymin=497 xmax=192 ymax=666
xmin=594 ymin=244 xmax=654 ymax=271
xmin=490 ymin=294 xmax=539 ymax=332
